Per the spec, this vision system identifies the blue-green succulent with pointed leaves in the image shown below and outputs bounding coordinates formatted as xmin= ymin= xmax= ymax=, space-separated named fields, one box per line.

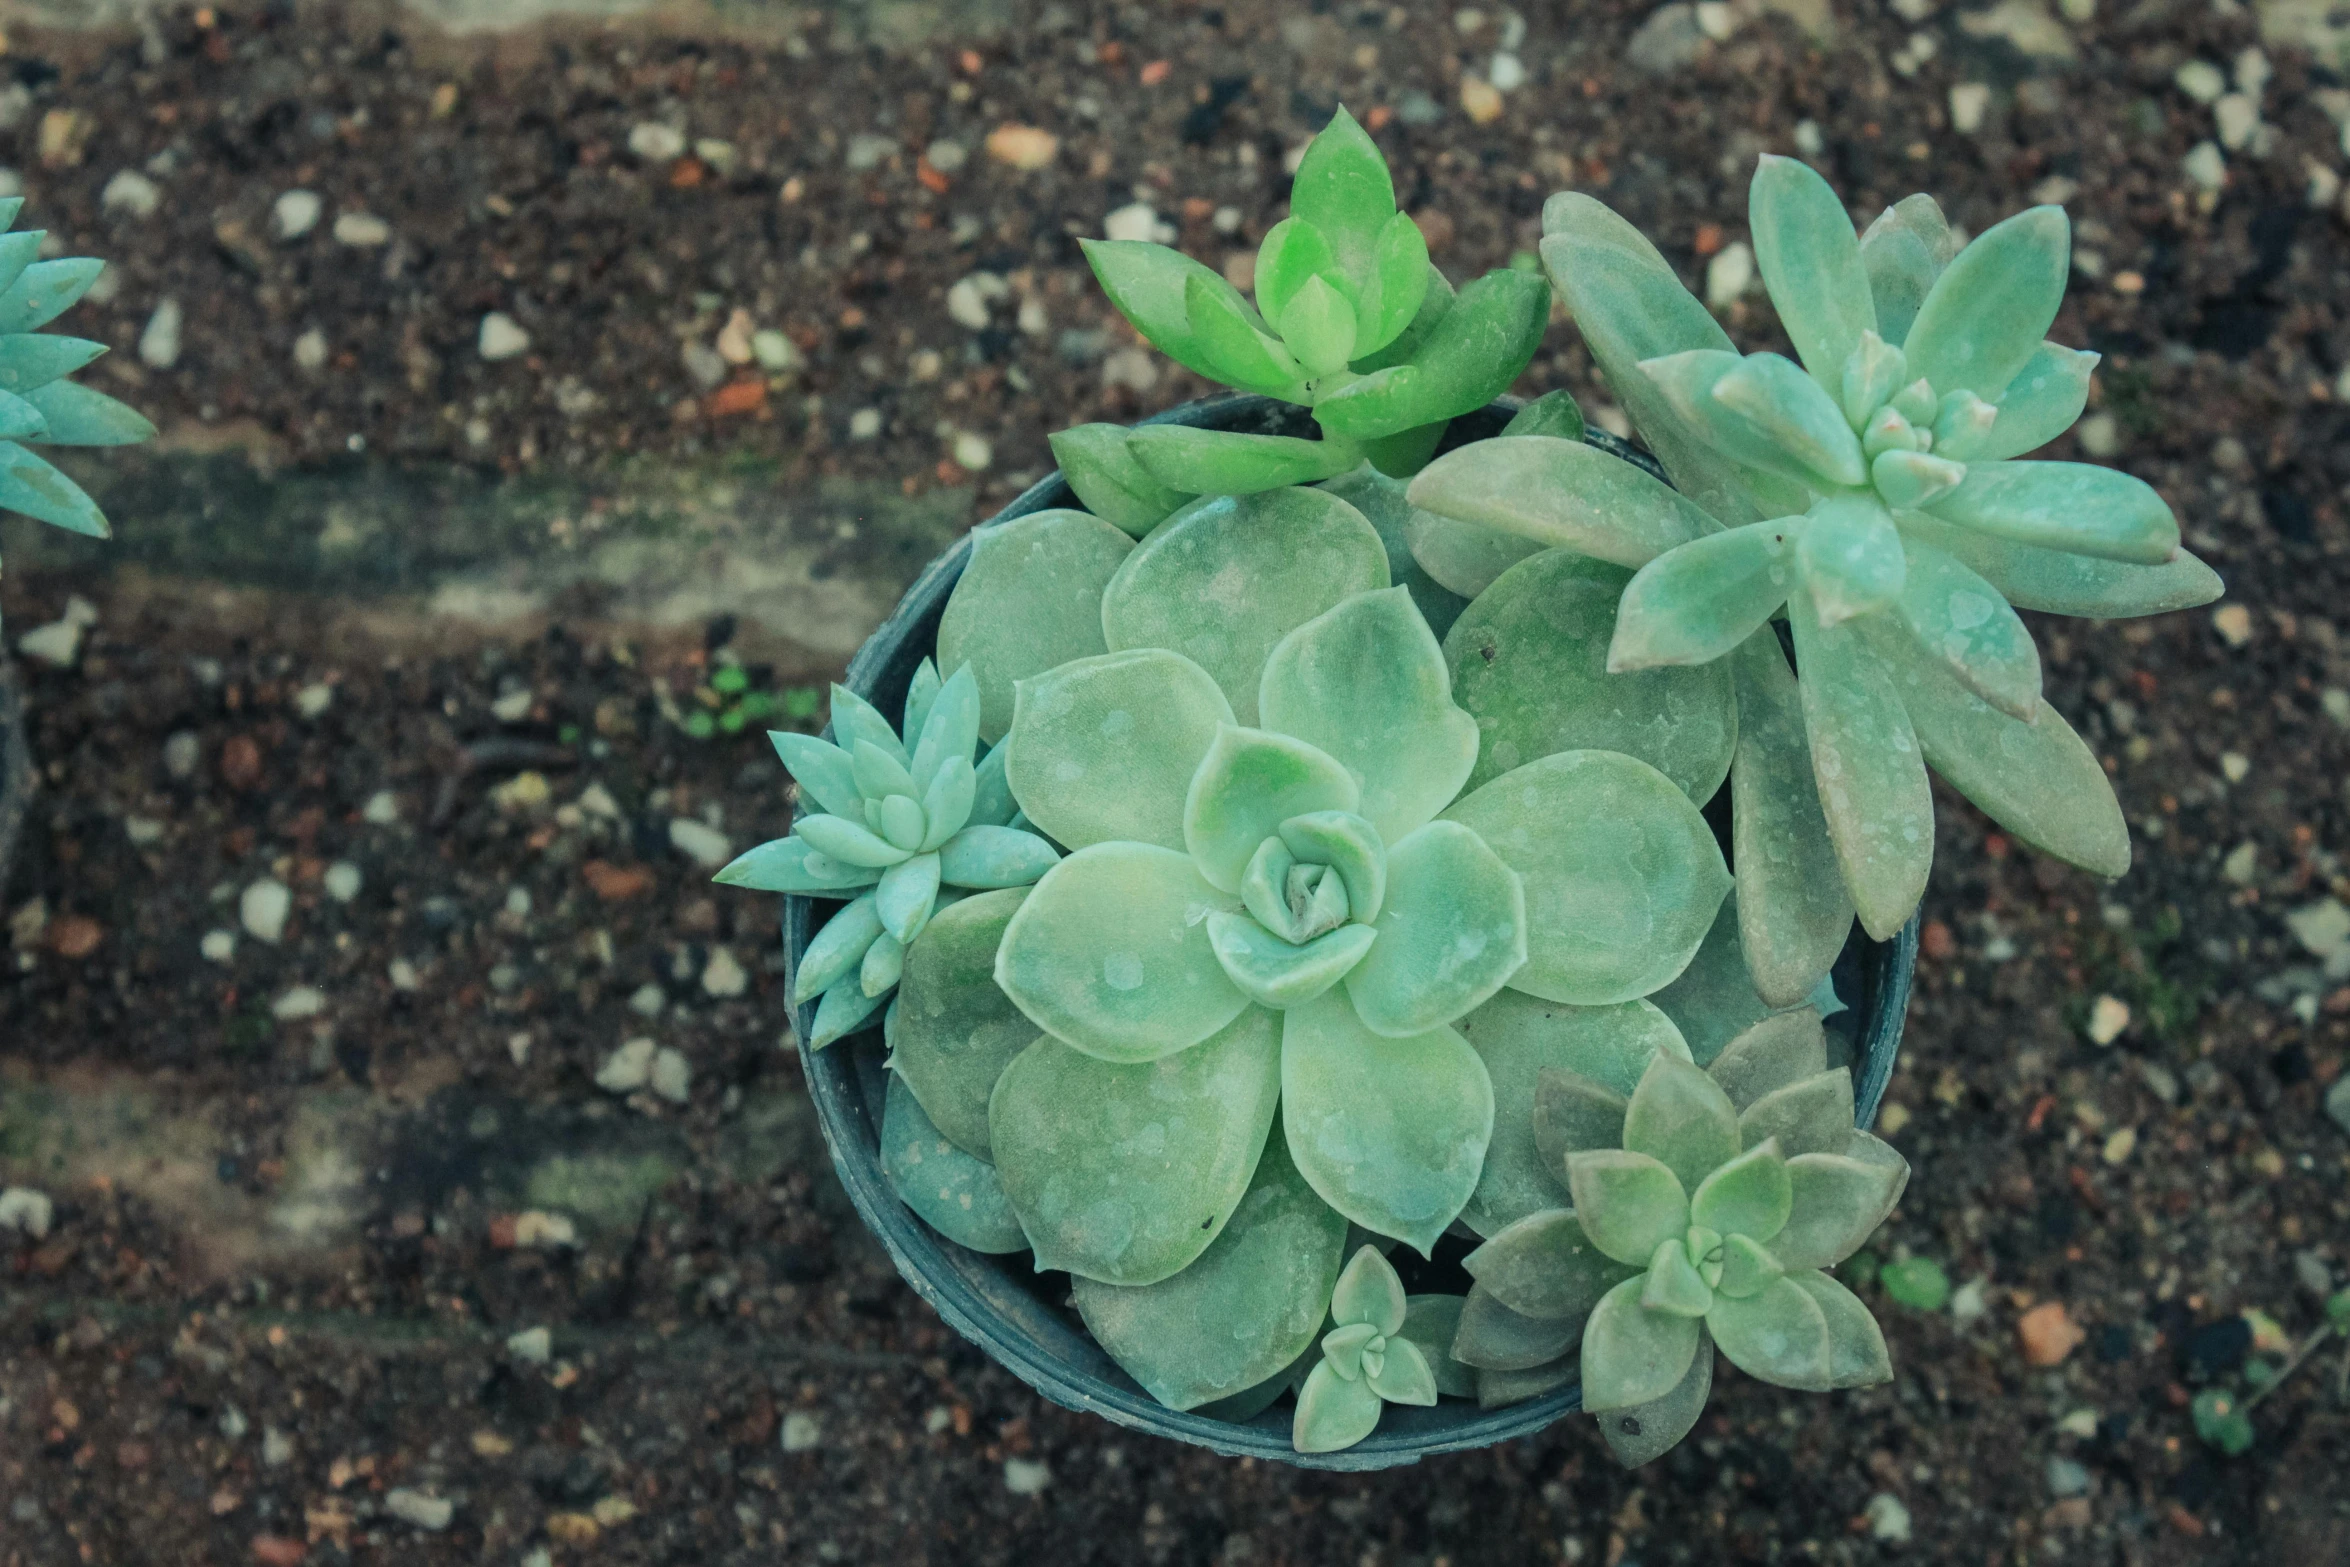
xmin=714 ymin=659 xmax=1060 ymax=1048
xmin=1292 ymin=1246 xmax=1440 ymax=1453
xmin=0 ymin=197 xmax=157 ymax=625
xmin=1049 ymin=108 xmax=1551 ymax=531
xmin=1452 ymin=1006 xmax=1905 ymax=1465
xmin=1411 ymin=155 xmax=2224 ymax=984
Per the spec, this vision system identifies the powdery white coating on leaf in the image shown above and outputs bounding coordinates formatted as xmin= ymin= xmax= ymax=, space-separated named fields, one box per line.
xmin=1607 ymin=520 xmax=1797 ymax=672
xmin=1443 ymin=750 xmax=1732 ymax=1006
xmin=1406 ymin=436 xmax=1714 ymax=571
xmin=1894 ymin=538 xmax=2042 ymax=719
xmin=1900 ymin=205 xmax=2070 ymax=404
xmin=1727 ymin=635 xmax=1857 ymax=1008
xmin=1748 ymin=155 xmax=1877 ymax=394
xmin=985 ymin=1008 xmax=1282 ymax=1286
xmin=1789 ymin=1271 xmax=1894 ymax=1388
xmin=994 ymin=843 xmax=1246 ymax=1063
xmin=1100 ymin=487 xmax=1390 ymax=725
xmin=1579 ymin=1274 xmax=1703 ymax=1412
xmin=1446 ymin=551 xmax=1737 ymax=802
xmin=1856 ymin=193 xmax=1957 ymax=349
xmin=888 ymin=889 xmax=1038 ymax=1159
xmin=879 ymin=1072 xmax=1030 ymax=1254
xmin=1771 ymin=1151 xmax=1907 ymax=1271
xmin=1620 ymin=1057 xmax=1742 ymax=1199
xmin=1343 ymin=820 xmax=1527 ymax=1039
xmin=1403 ymin=506 xmax=1542 ymax=599
xmin=1924 ymin=460 xmax=2180 ymax=566
xmin=1790 ymin=592 xmax=1934 ymax=943
xmin=1258 ymin=586 xmax=1481 ymax=846
xmin=1278 ymin=989 xmax=1494 ymax=1253
xmin=1965 ymin=341 xmax=2096 ymax=461
xmin=1893 ymin=511 xmax=2221 ymax=620
xmin=1071 ymin=1126 xmax=1347 ymax=1411
xmin=1005 ymin=648 xmax=1234 ymax=853
xmin=1453 ymin=993 xmax=1688 ymax=1237
xmin=938 ymin=508 xmax=1135 ymax=743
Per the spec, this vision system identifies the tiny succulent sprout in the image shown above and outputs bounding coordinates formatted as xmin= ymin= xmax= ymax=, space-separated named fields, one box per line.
xmin=1293 ymin=1246 xmax=1441 ymax=1453
xmin=0 ymin=199 xmax=156 ymax=629
xmin=713 ymin=659 xmax=1059 ymax=1048
xmin=1060 ymin=108 xmax=1550 ymax=519
xmin=1455 ymin=1006 xmax=1905 ymax=1465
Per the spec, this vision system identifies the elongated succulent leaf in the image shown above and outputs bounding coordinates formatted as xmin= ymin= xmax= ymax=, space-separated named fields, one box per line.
xmin=1079 ymin=238 xmax=1254 ymax=382
xmin=19 ymin=378 xmax=152 ymax=446
xmin=1706 ymin=1274 xmax=1833 ymax=1390
xmin=1289 ymin=107 xmax=1395 ymax=286
xmin=1445 ymin=550 xmax=1737 ymax=801
xmin=1453 ymin=1281 xmax=1584 ymax=1370
xmin=880 ymin=1072 xmax=1029 ymax=1254
xmin=1072 ymin=1126 xmax=1347 ymax=1410
xmin=0 ymin=231 xmax=41 ymax=303
xmin=875 ymin=852 xmax=943 ymax=943
xmin=1924 ymin=459 xmax=2180 ymax=565
xmin=1127 ymin=425 xmax=1358 ymax=495
xmin=1260 ymin=586 xmax=1480 ymax=844
xmin=1648 ymin=889 xmax=1782 ymax=1065
xmin=1857 ymin=194 xmax=1956 ymax=348
xmin=1967 ymin=342 xmax=2096 ymax=462
xmin=1621 ymin=1056 xmax=1742 ymax=1198
xmin=1361 ymin=211 xmax=1433 ymax=354
xmin=1280 ymin=989 xmax=1493 ymax=1253
xmin=1279 ymin=274 xmax=1358 ymax=377
xmin=994 ymin=842 xmax=1246 ymax=1062
xmin=1254 ymin=216 xmax=1342 ymax=328
xmin=1749 ymin=155 xmax=1876 ymax=392
xmin=1727 ymin=634 xmax=1856 ymax=1007
xmin=0 ymin=441 xmax=107 ymax=536
xmin=987 ymin=1010 xmax=1282 ymax=1285
xmin=1398 ymin=1295 xmax=1480 ymax=1398
xmin=1597 ymin=1334 xmax=1713 ymax=1467
xmin=889 ymin=889 xmax=1040 ymax=1158
xmin=810 ymin=970 xmax=889 ymax=1048
xmin=1463 ymin=1208 xmax=1629 ymax=1320
xmin=1346 ymin=820 xmax=1526 ymax=1037
xmin=1102 ymin=487 xmax=1390 ymax=724
xmin=1476 ymin=1356 xmax=1580 ymax=1408
xmin=796 ymin=811 xmax=913 ymax=868
xmin=1798 ymin=493 xmax=1907 ymax=626
xmin=1408 ymin=435 xmax=1711 ymax=569
xmin=1404 ymin=507 xmax=1542 ymax=599
xmin=1708 ymin=352 xmax=1871 ymax=489
xmin=1445 ymin=750 xmax=1732 ymax=1005
xmin=1689 ymin=1138 xmax=1793 ymax=1241
xmin=1047 ymin=423 xmax=1192 ymax=537
xmin=1894 ymin=511 xmax=2220 ymax=619
xmin=0 ymin=258 xmax=101 ymax=335
xmin=0 ymin=333 xmax=104 ymax=393
xmin=1006 ymin=648 xmax=1233 ymax=852
xmin=1313 ymin=270 xmax=1551 ymax=442
xmin=1609 ymin=520 xmax=1796 ymax=671
xmin=794 ymin=893 xmax=885 ymax=1003
xmin=938 ymin=509 xmax=1136 ymax=743
xmin=1579 ymin=1275 xmax=1704 ymax=1412
xmin=1350 ymin=263 xmax=1452 ymax=375
xmin=936 ymin=824 xmax=1058 ymax=888
xmin=1894 ymin=539 xmax=2041 ymax=719
xmin=1316 ymin=464 xmax=1473 ymax=638
xmin=712 ymin=834 xmax=882 ymax=893
xmin=1903 ymin=206 xmax=2069 ymax=402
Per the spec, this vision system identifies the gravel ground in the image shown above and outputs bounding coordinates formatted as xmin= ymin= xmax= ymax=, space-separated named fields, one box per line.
xmin=3 ymin=2 xmax=2350 ymax=1564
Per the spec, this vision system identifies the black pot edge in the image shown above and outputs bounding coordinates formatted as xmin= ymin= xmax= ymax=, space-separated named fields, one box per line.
xmin=782 ymin=395 xmax=1920 ymax=1470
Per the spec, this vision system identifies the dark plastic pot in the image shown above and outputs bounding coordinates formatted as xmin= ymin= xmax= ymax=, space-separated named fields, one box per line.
xmin=0 ymin=655 xmax=32 ymax=902
xmin=782 ymin=394 xmax=1919 ymax=1470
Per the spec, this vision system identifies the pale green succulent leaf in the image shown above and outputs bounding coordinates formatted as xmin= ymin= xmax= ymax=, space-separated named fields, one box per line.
xmin=20 ymin=377 xmax=148 ymax=448
xmin=1278 ymin=811 xmax=1386 ymax=924
xmin=1969 ymin=342 xmax=2097 ymax=461
xmin=860 ymin=932 xmax=904 ymax=1007
xmin=1463 ymin=994 xmax=1687 ymax=1235
xmin=1314 ymin=464 xmax=1473 ymax=638
xmin=1101 ymin=487 xmax=1390 ymax=725
xmin=1183 ymin=725 xmax=1362 ymax=893
xmin=1790 ymin=587 xmax=1934 ymax=942
xmin=1841 ymin=331 xmax=1907 ymax=430
xmin=1254 ymin=216 xmax=1342 ymax=329
xmin=1579 ymin=1275 xmax=1704 ymax=1412
xmin=1902 ymin=205 xmax=2069 ymax=402
xmin=809 ymin=971 xmax=888 ymax=1049
xmin=1641 ymin=1236 xmax=1715 ymax=1318
xmin=1648 ymin=888 xmax=1780 ymax=1065
xmin=1871 ymin=621 xmax=2130 ymax=878
xmin=994 ymin=842 xmax=1246 ymax=1062
xmin=1856 ymin=194 xmax=1956 ymax=348
xmin=1404 ymin=507 xmax=1541 ymax=599
xmin=1349 ymin=262 xmax=1452 ymax=374
xmin=1689 ymin=1139 xmax=1793 ymax=1242
xmin=1798 ymin=493 xmax=1907 ymax=626
xmin=1749 ymin=155 xmax=1876 ymax=393
xmin=916 ymin=757 xmax=974 ymax=852
xmin=1078 ymin=238 xmax=1249 ymax=383
xmin=1532 ymin=1067 xmax=1630 ymax=1173
xmin=1330 ymin=1242 xmax=1411 ymax=1335
xmin=1444 ymin=750 xmax=1732 ymax=1006
xmin=1006 ymin=648 xmax=1233 ymax=851
xmin=1475 ymin=1356 xmax=1580 ymax=1409
xmin=1894 ymin=511 xmax=2220 ymax=618
xmin=1608 ymin=520 xmax=1796 ymax=671
xmin=1126 ymin=424 xmax=1359 ymax=495
xmin=1047 ymin=424 xmax=1192 ymax=537
xmin=828 ymin=682 xmax=910 ymax=767
xmin=888 ymin=889 xmax=1039 ymax=1158
xmin=902 ymin=660 xmax=943 ymax=750
xmin=1365 ymin=1336 xmax=1440 ymax=1406
xmin=1727 ymin=634 xmax=1856 ymax=1007
xmin=1714 ymin=1231 xmax=1786 ymax=1299
xmin=1791 ymin=1271 xmax=1895 ymax=1387
xmin=1446 ymin=551 xmax=1737 ymax=802
xmin=876 ymin=794 xmax=927 ymax=853
xmin=987 ymin=1009 xmax=1282 ymax=1285
xmin=1312 ymin=269 xmax=1551 ymax=442
xmin=909 ymin=663 xmax=981 ymax=795
xmin=1361 ymin=210 xmax=1432 ymax=354
xmin=1621 ymin=1056 xmax=1742 ymax=1197
xmin=1290 ymin=107 xmax=1395 ymax=278
xmin=940 ymin=509 xmax=1136 ymax=744
xmin=1772 ymin=1151 xmax=1907 ymax=1271
xmin=851 ymin=736 xmax=919 ymax=804
xmin=1346 ymin=820 xmax=1526 ymax=1037
xmin=1705 ymin=1274 xmax=1834 ymax=1390
xmin=1871 ymin=448 xmax=1966 ymax=511
xmin=1072 ymin=1125 xmax=1347 ymax=1410
xmin=875 ymin=852 xmax=943 ymax=944
xmin=1259 ymin=585 xmax=1480 ymax=844
xmin=768 ymin=732 xmax=865 ymax=821
xmin=1408 ymin=435 xmax=1712 ymax=569
xmin=1280 ymin=989 xmax=1493 ymax=1253
xmin=1185 ymin=268 xmax=1306 ymax=393
xmin=1715 ymin=352 xmax=1871 ymax=489
xmin=796 ymin=811 xmax=914 ymax=869
xmin=1205 ymin=912 xmax=1377 ymax=1009
xmin=1452 ymin=1281 xmax=1584 ymax=1370
xmin=1895 ymin=539 xmax=2041 ymax=720
xmin=1463 ymin=1207 xmax=1629 ymax=1321
xmin=794 ymin=892 xmax=884 ymax=1003
xmin=1399 ymin=1295 xmax=1479 ymax=1398
xmin=969 ymin=743 xmax=1016 ymax=828
xmin=1597 ymin=1334 xmax=1713 ymax=1468
xmin=0 ymin=258 xmax=101 ymax=334
xmin=1292 ymin=1360 xmax=1386 ymax=1454
xmin=1706 ymin=1009 xmax=1831 ymax=1112
xmin=0 ymin=388 xmax=44 ymax=439
xmin=1278 ymin=273 xmax=1359 ymax=378
xmin=936 ymin=824 xmax=1059 ymax=889
xmin=0 ymin=231 xmax=41 ymax=304
xmin=712 ymin=834 xmax=882 ymax=894
xmin=1500 ymin=388 xmax=1586 ymax=441
xmin=1924 ymin=459 xmax=2180 ymax=565
xmin=0 ymin=441 xmax=107 ymax=536
xmin=1738 ymin=1069 xmax=1855 ymax=1159
xmin=880 ymin=1072 xmax=1029 ymax=1254
xmin=1566 ymin=1150 xmax=1690 ymax=1267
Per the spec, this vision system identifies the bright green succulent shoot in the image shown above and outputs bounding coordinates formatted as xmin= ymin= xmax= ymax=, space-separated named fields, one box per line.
xmin=1049 ymin=108 xmax=1550 ymax=529
xmin=0 ymin=198 xmax=157 ymax=626
xmin=1293 ymin=1245 xmax=1442 ymax=1453
xmin=1453 ymin=1008 xmax=1906 ymax=1465
xmin=713 ymin=659 xmax=1060 ymax=1048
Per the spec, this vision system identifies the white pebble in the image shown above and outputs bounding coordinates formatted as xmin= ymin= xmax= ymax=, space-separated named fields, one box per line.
xmin=262 ymin=1427 xmax=294 ymax=1466
xmin=293 ymin=328 xmax=328 ymax=370
xmin=629 ymin=984 xmax=666 ymax=1017
xmin=578 ymin=784 xmax=621 ymax=821
xmin=125 ymin=816 xmax=164 ymax=846
xmin=324 ymin=862 xmax=362 ymax=903
xmin=163 ymin=731 xmax=201 ymax=778
xmin=363 ymin=790 xmax=401 ymax=825
xmin=389 ymin=958 xmax=421 ymax=991
xmin=925 ymin=139 xmax=968 ymax=173
xmin=384 ymin=1490 xmax=453 ymax=1532
xmin=669 ymin=818 xmax=732 ymax=869
xmin=138 ymin=298 xmax=182 ymax=369
xmin=2174 ymin=60 xmax=2226 ymax=104
xmin=200 ymin=929 xmax=236 ymax=963
xmin=491 ymin=688 xmax=533 ymax=721
xmin=651 ymin=1048 xmax=692 ymax=1103
xmin=1004 ymin=1458 xmax=1052 ymax=1495
xmin=702 ymin=947 xmax=748 ymax=998
xmin=100 ymin=169 xmax=160 ymax=218
xmin=296 ymin=682 xmax=333 ymax=718
xmin=506 ymin=1326 xmax=552 ymax=1364
xmin=2219 ymin=752 xmax=2250 ymax=783
xmin=2213 ymin=94 xmax=2259 ymax=152
xmin=1792 ymin=119 xmax=1824 ymax=156
xmin=478 ymin=312 xmax=531 ymax=361
xmin=1704 ymin=241 xmax=1753 ymax=308
xmin=780 ymin=1411 xmax=823 ymax=1452
xmin=2183 ymin=140 xmax=2227 ymax=193
xmin=272 ymin=986 xmax=326 ymax=1021
xmin=240 ymin=879 xmax=291 ymax=943
xmin=2084 ymin=994 xmax=2129 ymax=1045
xmin=953 ymin=431 xmax=993 ymax=471
xmin=332 ymin=212 xmax=390 ymax=247
xmin=272 ymin=189 xmax=322 ymax=240
xmin=2074 ymin=412 xmax=2121 ymax=458
xmin=1864 ymin=1493 xmax=1911 ymax=1543
xmin=597 ymin=1037 xmax=657 ymax=1093
xmin=628 ymin=122 xmax=686 ymax=161
xmin=1949 ymin=82 xmax=1992 ymax=135
xmin=946 ymin=271 xmax=1004 ymax=329
xmin=848 ymin=408 xmax=883 ymax=440
xmin=1489 ymin=51 xmax=1527 ymax=90
xmin=751 ymin=329 xmax=800 ymax=372
xmin=1103 ymin=202 xmax=1158 ymax=243
xmin=0 ymin=1187 xmax=54 ymax=1238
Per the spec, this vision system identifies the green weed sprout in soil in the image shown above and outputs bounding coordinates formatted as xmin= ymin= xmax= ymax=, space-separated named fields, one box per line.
xmin=724 ymin=114 xmax=2218 ymax=1462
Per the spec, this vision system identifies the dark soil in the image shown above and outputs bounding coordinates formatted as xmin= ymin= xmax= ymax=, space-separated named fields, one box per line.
xmin=4 ymin=2 xmax=2350 ymax=1565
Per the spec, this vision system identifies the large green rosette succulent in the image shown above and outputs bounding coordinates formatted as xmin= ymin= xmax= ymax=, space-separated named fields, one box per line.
xmin=1453 ymin=1005 xmax=1906 ymax=1466
xmin=1049 ymin=108 xmax=1550 ymax=524
xmin=715 ymin=659 xmax=1060 ymax=1048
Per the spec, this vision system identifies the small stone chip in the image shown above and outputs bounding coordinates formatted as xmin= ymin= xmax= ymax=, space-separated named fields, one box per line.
xmin=985 ymin=124 xmax=1058 ymax=170
xmin=0 ymin=1187 xmax=55 ymax=1238
xmin=1864 ymin=1493 xmax=1911 ymax=1543
xmin=2210 ymin=603 xmax=2252 ymax=647
xmin=780 ymin=1411 xmax=823 ymax=1453
xmin=384 ymin=1490 xmax=453 ymax=1531
xmin=2084 ymin=995 xmax=2129 ymax=1045
xmin=1003 ymin=1458 xmax=1052 ymax=1495
xmin=507 ymin=1326 xmax=552 ymax=1364
xmin=597 ymin=1038 xmax=657 ymax=1093
xmin=2019 ymin=1301 xmax=2086 ymax=1366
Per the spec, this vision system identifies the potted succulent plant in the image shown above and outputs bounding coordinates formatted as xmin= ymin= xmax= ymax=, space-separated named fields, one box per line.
xmin=0 ymin=201 xmax=156 ymax=897
xmin=721 ymin=119 xmax=2213 ymax=1466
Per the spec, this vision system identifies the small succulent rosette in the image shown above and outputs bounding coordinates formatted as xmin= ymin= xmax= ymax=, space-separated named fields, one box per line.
xmin=1453 ymin=1007 xmax=1906 ymax=1465
xmin=1411 ymin=155 xmax=2223 ymax=1003
xmin=715 ymin=660 xmax=1059 ymax=1048
xmin=1050 ymin=107 xmax=1550 ymax=525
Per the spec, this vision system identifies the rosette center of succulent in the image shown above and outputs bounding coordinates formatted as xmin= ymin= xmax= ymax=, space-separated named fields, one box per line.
xmin=1839 ymin=329 xmax=1978 ymax=511
xmin=1202 ymin=808 xmax=1390 ymax=1010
